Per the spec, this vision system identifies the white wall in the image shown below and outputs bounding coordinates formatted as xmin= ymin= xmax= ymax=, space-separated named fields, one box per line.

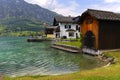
xmin=58 ymin=22 xmax=80 ymax=39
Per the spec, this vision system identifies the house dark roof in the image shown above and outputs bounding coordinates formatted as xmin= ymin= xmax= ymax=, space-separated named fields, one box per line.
xmin=82 ymin=9 xmax=120 ymax=21
xmin=54 ymin=16 xmax=75 ymax=23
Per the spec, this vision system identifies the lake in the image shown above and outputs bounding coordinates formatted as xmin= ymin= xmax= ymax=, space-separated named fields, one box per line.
xmin=0 ymin=37 xmax=106 ymax=77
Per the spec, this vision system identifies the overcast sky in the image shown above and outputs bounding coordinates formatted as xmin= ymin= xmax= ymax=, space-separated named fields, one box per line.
xmin=24 ymin=0 xmax=120 ymax=16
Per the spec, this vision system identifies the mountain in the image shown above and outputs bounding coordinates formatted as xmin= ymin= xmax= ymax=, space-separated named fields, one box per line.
xmin=0 ymin=0 xmax=58 ymax=34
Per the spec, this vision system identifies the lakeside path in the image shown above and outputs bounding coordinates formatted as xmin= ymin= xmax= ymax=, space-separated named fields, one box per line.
xmin=5 ymin=50 xmax=120 ymax=80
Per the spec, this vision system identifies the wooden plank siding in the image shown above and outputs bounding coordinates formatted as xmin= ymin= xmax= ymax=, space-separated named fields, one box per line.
xmin=81 ymin=15 xmax=99 ymax=49
xmin=99 ymin=20 xmax=120 ymax=50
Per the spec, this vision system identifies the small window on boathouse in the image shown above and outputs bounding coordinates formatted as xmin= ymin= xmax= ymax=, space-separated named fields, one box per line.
xmin=87 ymin=18 xmax=93 ymax=24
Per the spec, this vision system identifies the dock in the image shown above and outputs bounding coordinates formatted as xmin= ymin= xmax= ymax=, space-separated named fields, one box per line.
xmin=51 ymin=44 xmax=81 ymax=53
xmin=27 ymin=38 xmax=52 ymax=42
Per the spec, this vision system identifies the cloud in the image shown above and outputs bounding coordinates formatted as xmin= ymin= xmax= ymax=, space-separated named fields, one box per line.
xmin=104 ymin=0 xmax=120 ymax=3
xmin=91 ymin=4 xmax=120 ymax=13
xmin=87 ymin=0 xmax=120 ymax=13
xmin=52 ymin=1 xmax=81 ymax=16
xmin=24 ymin=0 xmax=53 ymax=7
xmin=24 ymin=0 xmax=81 ymax=16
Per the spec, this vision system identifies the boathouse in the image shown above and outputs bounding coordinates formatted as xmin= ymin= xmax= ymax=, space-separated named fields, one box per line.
xmin=53 ymin=16 xmax=80 ymax=39
xmin=80 ymin=9 xmax=120 ymax=50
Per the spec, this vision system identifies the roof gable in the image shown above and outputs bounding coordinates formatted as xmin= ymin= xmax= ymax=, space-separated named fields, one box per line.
xmin=54 ymin=16 xmax=75 ymax=23
xmin=82 ymin=9 xmax=120 ymax=21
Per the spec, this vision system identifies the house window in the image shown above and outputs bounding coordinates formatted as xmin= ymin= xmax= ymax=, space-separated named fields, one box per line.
xmin=69 ymin=25 xmax=71 ymax=29
xmin=65 ymin=25 xmax=71 ymax=29
xmin=69 ymin=32 xmax=74 ymax=37
xmin=65 ymin=25 xmax=67 ymax=29
xmin=79 ymin=27 xmax=80 ymax=32
xmin=76 ymin=25 xmax=79 ymax=30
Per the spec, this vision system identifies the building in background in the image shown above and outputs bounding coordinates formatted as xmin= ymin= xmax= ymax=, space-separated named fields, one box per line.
xmin=53 ymin=16 xmax=80 ymax=39
xmin=45 ymin=26 xmax=57 ymax=38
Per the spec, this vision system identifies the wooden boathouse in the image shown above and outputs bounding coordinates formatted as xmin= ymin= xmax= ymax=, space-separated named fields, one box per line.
xmin=75 ymin=9 xmax=120 ymax=55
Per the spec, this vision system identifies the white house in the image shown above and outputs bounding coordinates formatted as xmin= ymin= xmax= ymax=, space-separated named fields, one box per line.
xmin=53 ymin=16 xmax=80 ymax=39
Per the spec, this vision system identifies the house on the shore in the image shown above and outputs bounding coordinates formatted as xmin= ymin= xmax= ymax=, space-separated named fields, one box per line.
xmin=53 ymin=16 xmax=80 ymax=39
xmin=45 ymin=26 xmax=57 ymax=38
xmin=76 ymin=9 xmax=120 ymax=51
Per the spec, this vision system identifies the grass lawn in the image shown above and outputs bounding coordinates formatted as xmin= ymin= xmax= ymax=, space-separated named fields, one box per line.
xmin=5 ymin=51 xmax=120 ymax=80
xmin=57 ymin=41 xmax=81 ymax=48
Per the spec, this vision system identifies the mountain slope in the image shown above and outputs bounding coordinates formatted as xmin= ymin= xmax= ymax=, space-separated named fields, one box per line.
xmin=0 ymin=0 xmax=58 ymax=33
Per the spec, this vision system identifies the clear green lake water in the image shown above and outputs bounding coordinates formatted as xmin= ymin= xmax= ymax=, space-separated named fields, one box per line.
xmin=0 ymin=37 xmax=106 ymax=77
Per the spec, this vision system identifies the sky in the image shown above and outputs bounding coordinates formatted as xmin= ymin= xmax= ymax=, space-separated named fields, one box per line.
xmin=24 ymin=0 xmax=120 ymax=16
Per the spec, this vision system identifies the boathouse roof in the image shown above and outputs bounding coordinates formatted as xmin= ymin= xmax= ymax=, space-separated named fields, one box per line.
xmin=82 ymin=9 xmax=120 ymax=21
